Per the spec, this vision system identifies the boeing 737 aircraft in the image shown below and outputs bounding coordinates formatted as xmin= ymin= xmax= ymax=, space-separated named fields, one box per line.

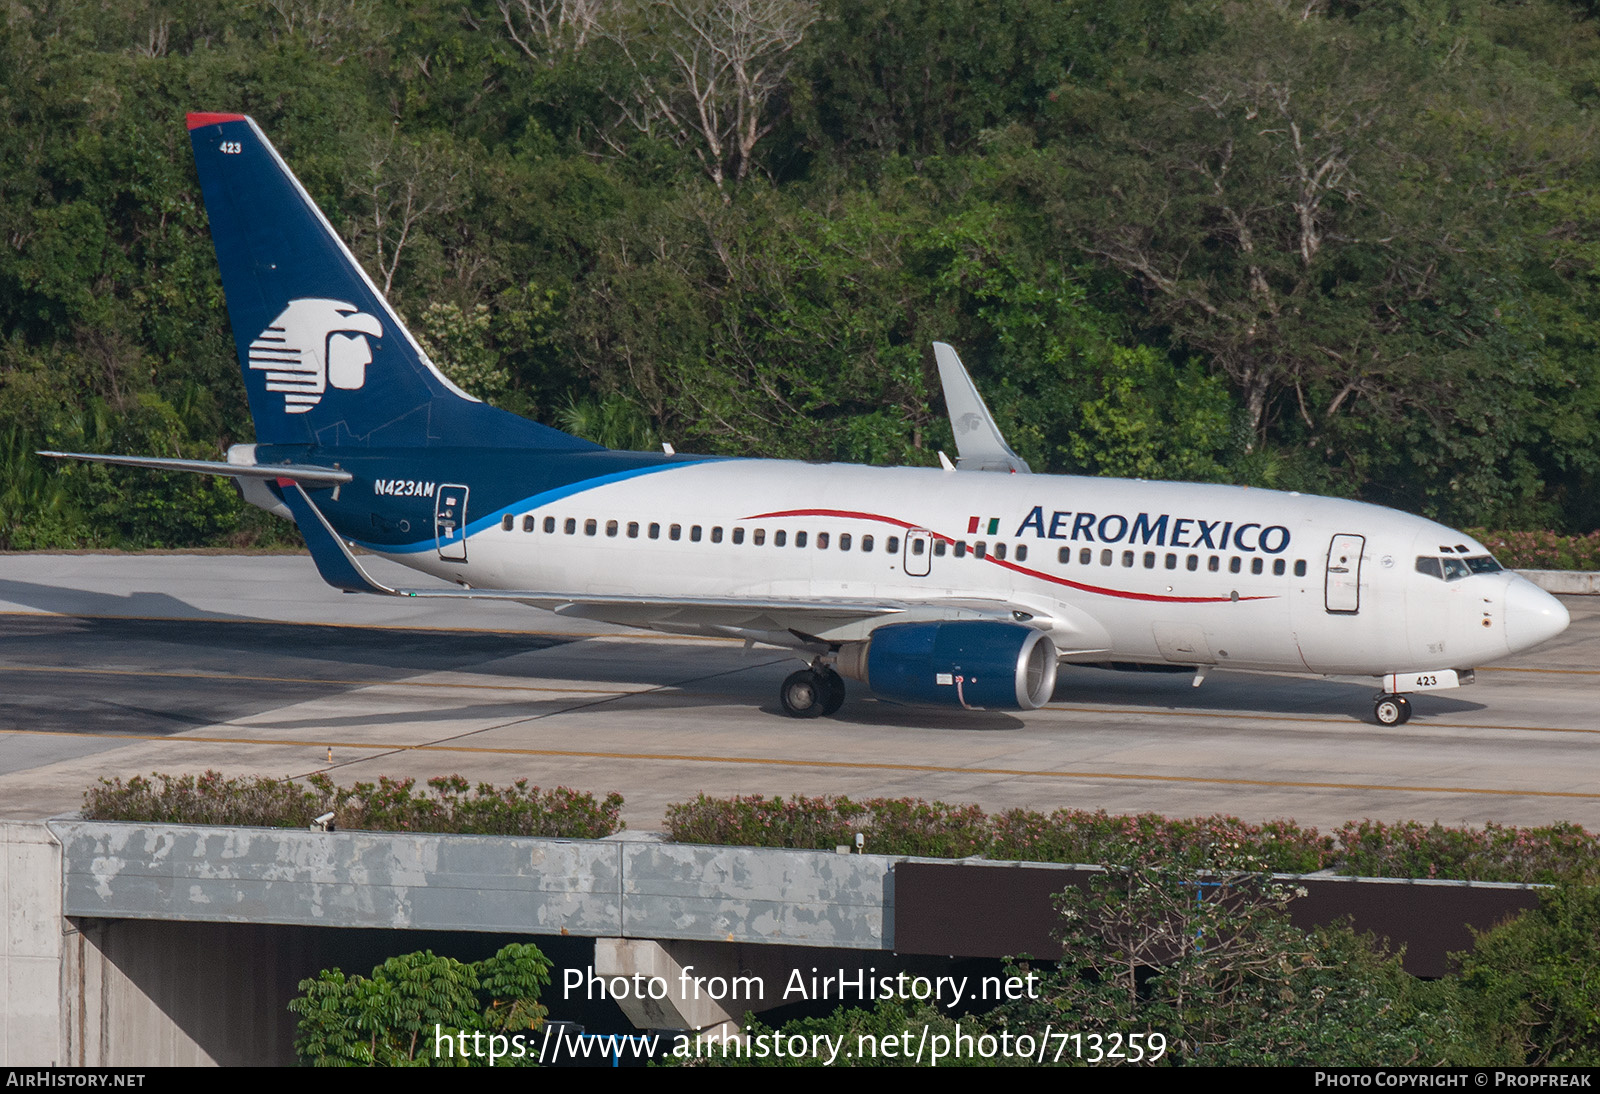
xmin=45 ymin=114 xmax=1572 ymax=725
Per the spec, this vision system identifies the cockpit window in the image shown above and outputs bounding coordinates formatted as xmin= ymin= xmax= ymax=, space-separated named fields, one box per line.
xmin=1417 ymin=554 xmax=1503 ymax=581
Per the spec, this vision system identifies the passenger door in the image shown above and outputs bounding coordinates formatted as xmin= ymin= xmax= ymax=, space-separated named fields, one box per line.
xmin=1325 ymin=534 xmax=1364 ymax=613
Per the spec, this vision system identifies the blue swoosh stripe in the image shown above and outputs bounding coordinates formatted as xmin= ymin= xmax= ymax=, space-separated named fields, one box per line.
xmin=348 ymin=459 xmax=716 ymax=554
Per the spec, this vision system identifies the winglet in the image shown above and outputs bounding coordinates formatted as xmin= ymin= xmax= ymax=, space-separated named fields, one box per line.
xmin=932 ymin=343 xmax=1031 ymax=474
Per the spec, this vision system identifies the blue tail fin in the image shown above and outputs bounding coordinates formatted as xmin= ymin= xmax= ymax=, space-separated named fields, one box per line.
xmin=187 ymin=113 xmax=598 ymax=452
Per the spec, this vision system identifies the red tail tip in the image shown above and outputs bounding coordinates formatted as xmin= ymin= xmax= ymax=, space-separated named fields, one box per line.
xmin=186 ymin=112 xmax=247 ymax=130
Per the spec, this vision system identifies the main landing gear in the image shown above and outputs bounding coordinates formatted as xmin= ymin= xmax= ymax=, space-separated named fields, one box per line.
xmin=781 ymin=664 xmax=846 ymax=718
xmin=1373 ymin=693 xmax=1412 ymax=726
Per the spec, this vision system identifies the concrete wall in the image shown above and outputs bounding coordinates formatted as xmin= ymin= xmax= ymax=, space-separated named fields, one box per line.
xmin=1517 ymin=570 xmax=1600 ymax=595
xmin=1 ymin=822 xmax=63 ymax=1065
xmin=56 ymin=823 xmax=899 ymax=950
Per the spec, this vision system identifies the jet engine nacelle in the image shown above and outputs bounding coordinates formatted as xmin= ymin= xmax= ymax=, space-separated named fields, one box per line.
xmin=835 ymin=621 xmax=1058 ymax=710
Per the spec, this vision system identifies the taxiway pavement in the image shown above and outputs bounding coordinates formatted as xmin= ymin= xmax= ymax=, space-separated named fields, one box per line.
xmin=2 ymin=553 xmax=1596 ymax=833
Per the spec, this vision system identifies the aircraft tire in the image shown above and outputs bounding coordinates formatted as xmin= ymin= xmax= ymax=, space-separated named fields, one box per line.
xmin=781 ymin=670 xmax=828 ymax=718
xmin=819 ymin=670 xmax=847 ymax=716
xmin=1373 ymin=694 xmax=1412 ymax=726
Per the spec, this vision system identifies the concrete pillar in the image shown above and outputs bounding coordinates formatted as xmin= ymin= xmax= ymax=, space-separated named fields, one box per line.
xmin=1 ymin=821 xmax=64 ymax=1064
xmin=593 ymin=938 xmax=805 ymax=1036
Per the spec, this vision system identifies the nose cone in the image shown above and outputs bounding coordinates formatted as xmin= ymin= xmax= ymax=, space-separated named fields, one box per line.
xmin=1505 ymin=578 xmax=1570 ymax=653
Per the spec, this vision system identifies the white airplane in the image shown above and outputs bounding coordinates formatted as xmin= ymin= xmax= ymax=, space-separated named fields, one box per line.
xmin=45 ymin=114 xmax=1571 ymax=726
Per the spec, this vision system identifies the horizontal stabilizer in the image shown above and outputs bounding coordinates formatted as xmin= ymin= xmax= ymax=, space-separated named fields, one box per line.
xmin=39 ymin=451 xmax=352 ymax=485
xmin=932 ymin=342 xmax=1031 ymax=474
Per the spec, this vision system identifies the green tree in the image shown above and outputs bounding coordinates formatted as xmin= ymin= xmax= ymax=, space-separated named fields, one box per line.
xmin=991 ymin=863 xmax=1483 ymax=1065
xmin=289 ymin=944 xmax=552 ymax=1067
xmin=1455 ymin=885 xmax=1600 ymax=1065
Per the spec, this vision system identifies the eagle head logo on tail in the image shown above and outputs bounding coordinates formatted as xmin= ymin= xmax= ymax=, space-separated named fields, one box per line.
xmin=247 ymin=298 xmax=384 ymax=414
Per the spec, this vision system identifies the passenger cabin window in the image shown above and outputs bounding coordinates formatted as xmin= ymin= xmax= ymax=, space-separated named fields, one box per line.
xmin=839 ymin=534 xmax=851 ymax=551
xmin=954 ymin=541 xmax=968 ymax=558
xmin=753 ymin=529 xmax=765 ymax=546
xmin=627 ymin=522 xmax=639 ymax=538
xmin=861 ymin=535 xmax=873 ymax=552
xmin=1082 ymin=548 xmax=1094 ymax=565
xmin=1164 ymin=553 xmax=1177 ymax=570
xmin=974 ymin=542 xmax=987 ymax=559
xmin=585 ymin=519 xmax=597 ymax=536
xmin=1122 ymin=550 xmax=1133 ymax=567
xmin=775 ymin=530 xmax=787 ymax=547
xmin=649 ymin=523 xmax=660 ymax=539
xmin=564 ymin=518 xmax=576 ymax=534
xmin=1294 ymin=560 xmax=1306 ymax=577
xmin=1251 ymin=558 xmax=1264 ymax=575
xmin=816 ymin=532 xmax=829 ymax=549
xmin=670 ymin=524 xmax=682 ymax=541
xmin=502 ymin=514 xmax=514 ymax=532
xmin=691 ymin=525 xmax=703 ymax=542
xmin=933 ymin=540 xmax=946 ymax=556
xmin=732 ymin=528 xmax=744 ymax=545
xmin=523 ymin=516 xmax=536 ymax=532
xmin=795 ymin=531 xmax=807 ymax=548
xmin=606 ymin=520 xmax=618 ymax=537
xmin=1186 ymin=554 xmax=1198 ymax=571
xmin=1144 ymin=551 xmax=1156 ymax=569
xmin=1059 ymin=547 xmax=1071 ymax=564
xmin=886 ymin=536 xmax=900 ymax=553
xmin=544 ymin=516 xmax=556 ymax=533
xmin=994 ymin=543 xmax=1006 ymax=561
xmin=710 ymin=526 xmax=722 ymax=543
xmin=1273 ymin=559 xmax=1286 ymax=576
xmin=1208 ymin=556 xmax=1220 ymax=572
xmin=1229 ymin=557 xmax=1241 ymax=574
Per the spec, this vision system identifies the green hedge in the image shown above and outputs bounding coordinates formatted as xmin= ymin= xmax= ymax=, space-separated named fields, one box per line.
xmin=664 ymin=794 xmax=1600 ymax=883
xmin=1472 ymin=529 xmax=1600 ymax=571
xmin=82 ymin=771 xmax=624 ymax=839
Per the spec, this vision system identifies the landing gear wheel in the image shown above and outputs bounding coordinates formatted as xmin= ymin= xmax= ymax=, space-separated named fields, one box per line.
xmin=1373 ymin=694 xmax=1412 ymax=726
xmin=781 ymin=670 xmax=828 ymax=718
xmin=819 ymin=670 xmax=846 ymax=716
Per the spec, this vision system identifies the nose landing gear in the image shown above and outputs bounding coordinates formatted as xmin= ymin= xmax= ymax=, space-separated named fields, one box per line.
xmin=1373 ymin=693 xmax=1412 ymax=726
xmin=781 ymin=664 xmax=847 ymax=718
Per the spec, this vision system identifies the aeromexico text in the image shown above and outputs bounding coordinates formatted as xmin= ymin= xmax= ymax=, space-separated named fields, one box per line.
xmin=1013 ymin=507 xmax=1292 ymax=553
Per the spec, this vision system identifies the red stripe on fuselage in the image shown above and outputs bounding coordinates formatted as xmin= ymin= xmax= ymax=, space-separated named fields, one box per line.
xmin=744 ymin=507 xmax=1274 ymax=605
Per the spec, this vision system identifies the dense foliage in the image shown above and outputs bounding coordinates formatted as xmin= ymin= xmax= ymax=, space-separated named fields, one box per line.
xmin=6 ymin=0 xmax=1600 ymax=547
xmin=665 ymin=793 xmax=1600 ymax=883
xmin=290 ymin=943 xmax=551 ymax=1066
xmin=82 ymin=770 xmax=625 ymax=837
